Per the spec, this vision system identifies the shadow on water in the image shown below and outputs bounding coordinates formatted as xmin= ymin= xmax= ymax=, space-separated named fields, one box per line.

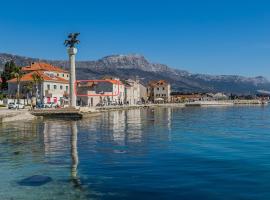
xmin=70 ymin=121 xmax=83 ymax=190
xmin=43 ymin=119 xmax=85 ymax=190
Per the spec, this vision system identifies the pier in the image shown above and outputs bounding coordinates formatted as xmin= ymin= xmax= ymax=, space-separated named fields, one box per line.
xmin=30 ymin=108 xmax=83 ymax=119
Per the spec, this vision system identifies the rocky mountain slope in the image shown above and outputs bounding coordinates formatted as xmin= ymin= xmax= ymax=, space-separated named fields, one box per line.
xmin=0 ymin=53 xmax=269 ymax=94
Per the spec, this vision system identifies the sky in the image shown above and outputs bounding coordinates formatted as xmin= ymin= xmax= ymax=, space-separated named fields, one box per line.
xmin=1 ymin=0 xmax=270 ymax=77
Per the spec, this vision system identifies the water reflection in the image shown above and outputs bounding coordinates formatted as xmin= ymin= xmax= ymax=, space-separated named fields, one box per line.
xmin=0 ymin=108 xmax=173 ymax=161
xmin=70 ymin=121 xmax=81 ymax=188
xmin=78 ymin=108 xmax=173 ymax=154
xmin=110 ymin=109 xmax=144 ymax=144
xmin=0 ymin=108 xmax=174 ymax=199
xmin=43 ymin=121 xmax=70 ymax=157
xmin=43 ymin=120 xmax=82 ymax=188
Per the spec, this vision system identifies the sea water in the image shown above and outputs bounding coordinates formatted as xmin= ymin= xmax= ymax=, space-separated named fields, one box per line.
xmin=1 ymin=106 xmax=270 ymax=199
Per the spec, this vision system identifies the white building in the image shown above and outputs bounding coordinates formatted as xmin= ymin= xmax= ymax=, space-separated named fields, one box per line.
xmin=147 ymin=80 xmax=171 ymax=103
xmin=79 ymin=78 xmax=149 ymax=107
xmin=8 ymin=62 xmax=69 ymax=105
xmin=79 ymin=78 xmax=125 ymax=107
xmin=124 ymin=79 xmax=141 ymax=105
xmin=139 ymin=83 xmax=147 ymax=103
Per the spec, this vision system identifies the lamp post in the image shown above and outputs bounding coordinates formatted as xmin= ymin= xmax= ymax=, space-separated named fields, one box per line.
xmin=64 ymin=33 xmax=80 ymax=108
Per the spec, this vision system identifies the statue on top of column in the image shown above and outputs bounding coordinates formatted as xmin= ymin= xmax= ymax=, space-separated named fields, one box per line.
xmin=64 ymin=33 xmax=80 ymax=48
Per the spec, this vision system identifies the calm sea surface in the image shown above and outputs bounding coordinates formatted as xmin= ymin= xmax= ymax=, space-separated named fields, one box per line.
xmin=1 ymin=106 xmax=270 ymax=199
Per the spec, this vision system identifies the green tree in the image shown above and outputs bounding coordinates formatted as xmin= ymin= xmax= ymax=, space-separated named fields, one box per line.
xmin=23 ymin=81 xmax=34 ymax=105
xmin=11 ymin=66 xmax=23 ymax=104
xmin=32 ymin=73 xmax=43 ymax=104
xmin=0 ymin=60 xmax=18 ymax=90
xmin=0 ymin=93 xmax=5 ymax=100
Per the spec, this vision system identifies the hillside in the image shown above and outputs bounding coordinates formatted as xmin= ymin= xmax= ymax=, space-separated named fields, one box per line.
xmin=1 ymin=53 xmax=269 ymax=94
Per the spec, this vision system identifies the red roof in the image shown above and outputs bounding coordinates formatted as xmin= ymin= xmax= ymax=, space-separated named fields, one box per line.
xmin=103 ymin=78 xmax=123 ymax=85
xmin=148 ymin=80 xmax=169 ymax=87
xmin=8 ymin=71 xmax=69 ymax=84
xmin=22 ymin=62 xmax=68 ymax=73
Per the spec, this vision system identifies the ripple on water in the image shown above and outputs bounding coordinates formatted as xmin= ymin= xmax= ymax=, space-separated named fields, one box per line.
xmin=0 ymin=107 xmax=270 ymax=199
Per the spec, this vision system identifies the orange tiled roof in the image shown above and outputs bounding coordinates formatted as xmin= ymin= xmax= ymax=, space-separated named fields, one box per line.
xmin=8 ymin=71 xmax=69 ymax=84
xmin=148 ymin=80 xmax=169 ymax=87
xmin=103 ymin=78 xmax=123 ymax=85
xmin=22 ymin=62 xmax=68 ymax=73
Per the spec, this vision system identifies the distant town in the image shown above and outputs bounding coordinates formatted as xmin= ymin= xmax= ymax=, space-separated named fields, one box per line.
xmin=0 ymin=60 xmax=269 ymax=110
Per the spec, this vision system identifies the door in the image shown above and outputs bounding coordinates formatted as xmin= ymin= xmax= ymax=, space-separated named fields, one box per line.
xmin=91 ymin=97 xmax=93 ymax=107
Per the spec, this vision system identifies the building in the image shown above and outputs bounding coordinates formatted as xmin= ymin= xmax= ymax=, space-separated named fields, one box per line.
xmin=139 ymin=83 xmax=147 ymax=103
xmin=8 ymin=62 xmax=69 ymax=105
xmin=79 ymin=78 xmax=125 ymax=107
xmin=212 ymin=93 xmax=229 ymax=100
xmin=124 ymin=79 xmax=141 ymax=105
xmin=147 ymin=80 xmax=171 ymax=103
xmin=79 ymin=78 xmax=149 ymax=107
xmin=171 ymin=93 xmax=203 ymax=103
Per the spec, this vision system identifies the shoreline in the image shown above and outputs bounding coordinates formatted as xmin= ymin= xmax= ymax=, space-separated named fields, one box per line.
xmin=0 ymin=101 xmax=268 ymax=123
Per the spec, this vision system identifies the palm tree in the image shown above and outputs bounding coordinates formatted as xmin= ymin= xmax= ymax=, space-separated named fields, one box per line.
xmin=11 ymin=66 xmax=23 ymax=104
xmin=23 ymin=81 xmax=34 ymax=105
xmin=32 ymin=73 xmax=43 ymax=105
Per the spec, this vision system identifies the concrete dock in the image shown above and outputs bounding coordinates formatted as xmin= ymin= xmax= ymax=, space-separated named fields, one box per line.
xmin=30 ymin=108 xmax=83 ymax=119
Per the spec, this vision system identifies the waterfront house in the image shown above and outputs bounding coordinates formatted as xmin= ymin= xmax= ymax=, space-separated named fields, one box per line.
xmin=147 ymin=80 xmax=171 ymax=103
xmin=139 ymin=83 xmax=147 ymax=103
xmin=79 ymin=77 xmax=125 ymax=107
xmin=79 ymin=78 xmax=149 ymax=107
xmin=8 ymin=62 xmax=69 ymax=105
xmin=124 ymin=79 xmax=141 ymax=105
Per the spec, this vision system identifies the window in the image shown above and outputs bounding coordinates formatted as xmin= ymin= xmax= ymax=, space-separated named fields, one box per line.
xmin=57 ymin=73 xmax=59 ymax=76
xmin=60 ymin=85 xmax=63 ymax=90
xmin=66 ymin=86 xmax=68 ymax=91
xmin=157 ymin=87 xmax=159 ymax=90
xmin=163 ymin=87 xmax=165 ymax=90
xmin=67 ymin=75 xmax=69 ymax=78
xmin=54 ymin=85 xmax=57 ymax=90
xmin=47 ymin=84 xmax=50 ymax=90
xmin=62 ymin=74 xmax=64 ymax=77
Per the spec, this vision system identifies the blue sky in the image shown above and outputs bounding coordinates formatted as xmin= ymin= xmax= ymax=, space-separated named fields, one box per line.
xmin=1 ymin=0 xmax=270 ymax=77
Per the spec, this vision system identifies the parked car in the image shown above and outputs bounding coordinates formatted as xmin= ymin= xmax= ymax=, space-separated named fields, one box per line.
xmin=8 ymin=102 xmax=25 ymax=109
xmin=36 ymin=103 xmax=45 ymax=109
xmin=137 ymin=101 xmax=143 ymax=105
xmin=111 ymin=101 xmax=118 ymax=106
xmin=44 ymin=103 xmax=57 ymax=108
xmin=96 ymin=103 xmax=105 ymax=107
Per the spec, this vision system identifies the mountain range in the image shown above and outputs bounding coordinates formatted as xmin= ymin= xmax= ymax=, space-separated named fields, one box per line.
xmin=0 ymin=53 xmax=269 ymax=94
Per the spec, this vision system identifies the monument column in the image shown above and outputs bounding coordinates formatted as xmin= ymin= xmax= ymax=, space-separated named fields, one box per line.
xmin=67 ymin=47 xmax=77 ymax=107
xmin=64 ymin=33 xmax=80 ymax=108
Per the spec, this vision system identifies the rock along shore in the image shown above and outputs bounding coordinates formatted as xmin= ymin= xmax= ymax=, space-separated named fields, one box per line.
xmin=0 ymin=109 xmax=37 ymax=123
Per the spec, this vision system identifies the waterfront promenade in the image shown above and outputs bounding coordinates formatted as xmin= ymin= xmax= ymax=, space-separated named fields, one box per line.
xmin=0 ymin=100 xmax=267 ymax=123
